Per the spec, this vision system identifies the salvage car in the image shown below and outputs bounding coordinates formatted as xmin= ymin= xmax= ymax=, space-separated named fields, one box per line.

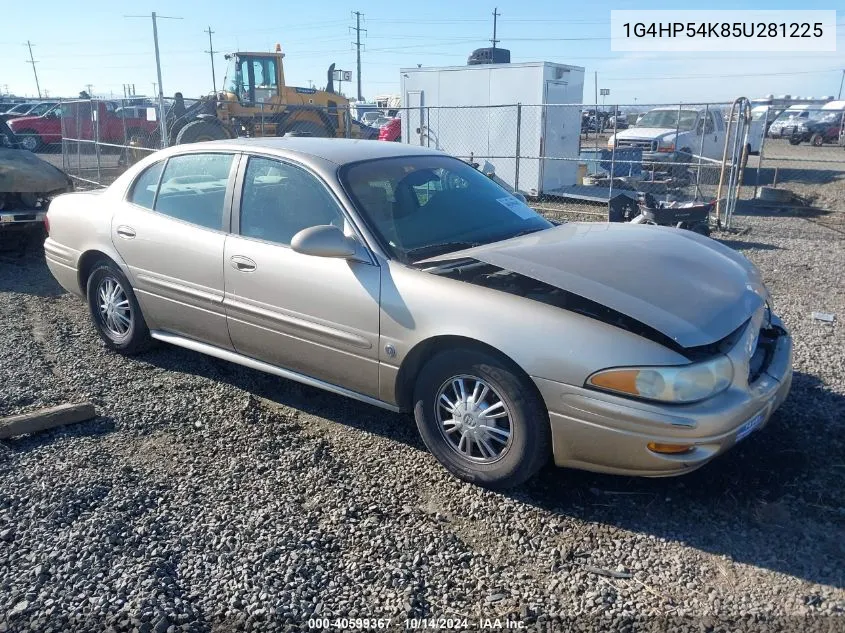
xmin=1 ymin=118 xmax=73 ymax=251
xmin=786 ymin=111 xmax=843 ymax=146
xmin=43 ymin=139 xmax=793 ymax=488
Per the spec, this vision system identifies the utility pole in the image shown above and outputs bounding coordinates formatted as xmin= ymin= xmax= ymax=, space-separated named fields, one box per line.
xmin=491 ymin=8 xmax=500 ymax=48
xmin=25 ymin=41 xmax=42 ymax=99
xmin=126 ymin=11 xmax=182 ymax=148
xmin=85 ymin=84 xmax=94 ymax=97
xmin=594 ymin=71 xmax=598 ymax=108
xmin=205 ymin=26 xmax=217 ymax=94
xmin=838 ymin=69 xmax=844 ymax=100
xmin=351 ymin=11 xmax=366 ymax=102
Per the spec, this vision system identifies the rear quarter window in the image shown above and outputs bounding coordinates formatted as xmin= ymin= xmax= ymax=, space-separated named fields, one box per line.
xmin=128 ymin=161 xmax=165 ymax=209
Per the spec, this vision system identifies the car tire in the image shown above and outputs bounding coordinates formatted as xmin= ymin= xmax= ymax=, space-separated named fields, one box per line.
xmin=788 ymin=136 xmax=801 ymax=145
xmin=175 ymin=119 xmax=231 ymax=145
xmin=413 ymin=348 xmax=550 ymax=489
xmin=810 ymin=133 xmax=824 ymax=147
xmin=18 ymin=130 xmax=42 ymax=152
xmin=86 ymin=260 xmax=152 ymax=355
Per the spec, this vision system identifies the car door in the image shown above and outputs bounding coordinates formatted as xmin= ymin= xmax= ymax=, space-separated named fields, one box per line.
xmin=224 ymin=154 xmax=381 ymax=398
xmin=111 ymin=151 xmax=238 ymax=349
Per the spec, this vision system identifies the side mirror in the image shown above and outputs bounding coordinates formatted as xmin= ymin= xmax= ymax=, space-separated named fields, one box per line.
xmin=291 ymin=224 xmax=358 ymax=259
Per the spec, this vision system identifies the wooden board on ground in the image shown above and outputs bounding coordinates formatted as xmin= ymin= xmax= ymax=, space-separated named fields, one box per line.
xmin=0 ymin=402 xmax=96 ymax=439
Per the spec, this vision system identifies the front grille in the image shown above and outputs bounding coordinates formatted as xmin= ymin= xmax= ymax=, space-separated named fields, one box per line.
xmin=617 ymin=139 xmax=657 ymax=151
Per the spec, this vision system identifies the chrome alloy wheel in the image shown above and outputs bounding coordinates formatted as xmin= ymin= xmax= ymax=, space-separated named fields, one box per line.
xmin=97 ymin=276 xmax=132 ymax=339
xmin=435 ymin=375 xmax=513 ymax=463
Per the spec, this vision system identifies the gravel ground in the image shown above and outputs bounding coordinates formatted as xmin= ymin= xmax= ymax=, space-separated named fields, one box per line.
xmin=1 ymin=206 xmax=844 ymax=632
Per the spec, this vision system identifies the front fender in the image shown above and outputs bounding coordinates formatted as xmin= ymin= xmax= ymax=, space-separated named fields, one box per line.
xmin=378 ymin=262 xmax=688 ymax=405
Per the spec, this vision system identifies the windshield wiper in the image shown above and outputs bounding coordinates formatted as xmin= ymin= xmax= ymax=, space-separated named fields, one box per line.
xmin=406 ymin=241 xmax=481 ymax=261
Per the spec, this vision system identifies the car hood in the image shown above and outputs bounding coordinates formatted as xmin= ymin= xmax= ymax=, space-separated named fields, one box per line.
xmin=0 ymin=147 xmax=74 ymax=194
xmin=6 ymin=115 xmax=43 ymax=128
xmin=615 ymin=127 xmax=681 ymax=139
xmin=420 ymin=223 xmax=767 ymax=348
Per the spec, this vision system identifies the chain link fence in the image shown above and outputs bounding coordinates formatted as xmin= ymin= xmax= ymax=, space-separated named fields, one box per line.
xmin=746 ymin=105 xmax=845 ymax=212
xmin=399 ymin=100 xmax=757 ymax=227
xmin=11 ymin=95 xmax=841 ymax=228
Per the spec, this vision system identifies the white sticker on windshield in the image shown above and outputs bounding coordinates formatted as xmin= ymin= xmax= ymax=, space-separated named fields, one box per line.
xmin=497 ymin=196 xmax=534 ymax=219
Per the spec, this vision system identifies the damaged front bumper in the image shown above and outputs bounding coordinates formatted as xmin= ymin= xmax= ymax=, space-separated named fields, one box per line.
xmin=533 ymin=308 xmax=793 ymax=477
xmin=0 ymin=210 xmax=46 ymax=227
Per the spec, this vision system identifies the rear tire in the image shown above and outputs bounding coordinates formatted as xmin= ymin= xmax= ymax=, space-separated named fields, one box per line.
xmin=413 ymin=348 xmax=550 ymax=489
xmin=810 ymin=133 xmax=824 ymax=147
xmin=86 ymin=261 xmax=151 ymax=355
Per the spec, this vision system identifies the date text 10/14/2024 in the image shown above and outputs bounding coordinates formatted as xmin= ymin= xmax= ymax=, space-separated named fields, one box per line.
xmin=307 ymin=617 xmax=526 ymax=630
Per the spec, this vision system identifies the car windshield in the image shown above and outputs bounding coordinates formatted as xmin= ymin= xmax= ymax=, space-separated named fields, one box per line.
xmin=810 ymin=111 xmax=840 ymax=122
xmin=9 ymin=103 xmax=36 ymax=114
xmin=341 ymin=155 xmax=552 ymax=263
xmin=28 ymin=103 xmax=55 ymax=116
xmin=636 ymin=109 xmax=698 ymax=130
xmin=776 ymin=110 xmax=805 ymax=122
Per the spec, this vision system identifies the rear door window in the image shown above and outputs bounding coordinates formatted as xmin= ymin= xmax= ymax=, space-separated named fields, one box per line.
xmin=153 ymin=153 xmax=234 ymax=231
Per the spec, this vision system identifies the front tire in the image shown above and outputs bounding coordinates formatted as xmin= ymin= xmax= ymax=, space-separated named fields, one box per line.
xmin=19 ymin=130 xmax=42 ymax=152
xmin=810 ymin=132 xmax=824 ymax=147
xmin=175 ymin=119 xmax=231 ymax=144
xmin=86 ymin=261 xmax=151 ymax=355
xmin=413 ymin=349 xmax=550 ymax=489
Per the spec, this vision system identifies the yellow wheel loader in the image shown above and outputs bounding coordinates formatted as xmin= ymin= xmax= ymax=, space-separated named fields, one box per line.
xmin=162 ymin=46 xmax=376 ymax=146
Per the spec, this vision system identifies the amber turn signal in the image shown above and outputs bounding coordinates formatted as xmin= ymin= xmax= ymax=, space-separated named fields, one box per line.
xmin=647 ymin=442 xmax=694 ymax=455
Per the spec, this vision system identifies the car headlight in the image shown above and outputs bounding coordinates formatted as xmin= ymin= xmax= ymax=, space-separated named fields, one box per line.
xmin=586 ymin=355 xmax=734 ymax=404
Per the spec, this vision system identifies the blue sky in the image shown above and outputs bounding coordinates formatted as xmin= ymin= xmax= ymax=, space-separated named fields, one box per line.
xmin=2 ymin=0 xmax=842 ymax=105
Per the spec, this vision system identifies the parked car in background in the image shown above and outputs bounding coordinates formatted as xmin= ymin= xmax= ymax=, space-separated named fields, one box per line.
xmin=767 ymin=106 xmax=812 ymax=138
xmin=787 ymin=111 xmax=843 ymax=146
xmin=608 ymin=106 xmax=727 ymax=174
xmin=0 ymin=118 xmax=73 ymax=252
xmin=1 ymin=102 xmax=42 ymax=122
xmin=360 ymin=111 xmax=384 ymax=126
xmin=378 ymin=117 xmax=400 ymax=141
xmin=43 ymin=138 xmax=792 ymax=488
xmin=8 ymin=100 xmax=158 ymax=152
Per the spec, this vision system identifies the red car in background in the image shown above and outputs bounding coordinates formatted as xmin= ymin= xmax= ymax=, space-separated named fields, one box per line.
xmin=378 ymin=117 xmax=401 ymax=142
xmin=8 ymin=100 xmax=158 ymax=152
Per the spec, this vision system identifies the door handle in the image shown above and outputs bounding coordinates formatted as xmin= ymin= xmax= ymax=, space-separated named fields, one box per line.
xmin=116 ymin=225 xmax=136 ymax=239
xmin=230 ymin=255 xmax=257 ymax=272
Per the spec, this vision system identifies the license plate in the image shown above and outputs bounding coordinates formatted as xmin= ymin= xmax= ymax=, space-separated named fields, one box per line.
xmin=736 ymin=411 xmax=765 ymax=443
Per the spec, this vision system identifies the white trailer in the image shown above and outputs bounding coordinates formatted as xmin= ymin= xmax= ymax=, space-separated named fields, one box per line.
xmin=400 ymin=62 xmax=585 ymax=196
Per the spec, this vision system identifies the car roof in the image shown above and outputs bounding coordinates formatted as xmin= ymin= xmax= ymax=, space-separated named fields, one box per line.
xmin=193 ymin=137 xmax=446 ymax=165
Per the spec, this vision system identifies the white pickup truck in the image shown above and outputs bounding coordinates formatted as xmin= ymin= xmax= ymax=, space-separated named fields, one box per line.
xmin=608 ymin=106 xmax=759 ymax=174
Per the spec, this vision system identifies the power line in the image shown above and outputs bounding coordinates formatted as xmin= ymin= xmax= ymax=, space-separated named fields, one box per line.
xmin=25 ymin=41 xmax=42 ymax=99
xmin=205 ymin=26 xmax=217 ymax=94
xmin=351 ymin=11 xmax=366 ymax=101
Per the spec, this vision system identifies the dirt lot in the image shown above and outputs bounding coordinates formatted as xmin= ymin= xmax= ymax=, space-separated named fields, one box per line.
xmin=0 ymin=198 xmax=843 ymax=631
